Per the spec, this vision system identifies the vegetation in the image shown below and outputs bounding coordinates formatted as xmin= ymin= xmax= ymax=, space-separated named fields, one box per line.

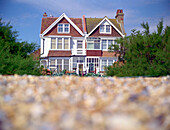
xmin=0 ymin=18 xmax=41 ymax=75
xmin=107 ymin=20 xmax=170 ymax=77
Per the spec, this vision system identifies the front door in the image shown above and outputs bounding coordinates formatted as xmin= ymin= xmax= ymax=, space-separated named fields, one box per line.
xmin=78 ymin=64 xmax=83 ymax=76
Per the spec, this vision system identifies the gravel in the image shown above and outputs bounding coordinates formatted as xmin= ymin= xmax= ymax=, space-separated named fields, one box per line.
xmin=0 ymin=75 xmax=170 ymax=130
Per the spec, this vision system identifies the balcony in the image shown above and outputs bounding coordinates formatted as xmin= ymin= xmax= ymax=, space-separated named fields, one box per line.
xmin=72 ymin=49 xmax=86 ymax=55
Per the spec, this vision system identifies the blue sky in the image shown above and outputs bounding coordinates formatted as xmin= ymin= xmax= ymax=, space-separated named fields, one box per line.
xmin=0 ymin=0 xmax=170 ymax=45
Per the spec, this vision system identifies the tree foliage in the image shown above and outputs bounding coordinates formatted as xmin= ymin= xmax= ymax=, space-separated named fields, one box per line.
xmin=106 ymin=20 xmax=170 ymax=77
xmin=0 ymin=18 xmax=41 ymax=75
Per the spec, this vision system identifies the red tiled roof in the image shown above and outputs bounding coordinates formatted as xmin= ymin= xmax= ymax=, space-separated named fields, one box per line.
xmin=40 ymin=17 xmax=83 ymax=34
xmin=31 ymin=48 xmax=40 ymax=60
xmin=102 ymin=51 xmax=120 ymax=57
xmin=48 ymin=50 xmax=71 ymax=57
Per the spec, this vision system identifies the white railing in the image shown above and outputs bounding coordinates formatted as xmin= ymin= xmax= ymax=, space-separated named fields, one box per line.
xmin=72 ymin=49 xmax=86 ymax=55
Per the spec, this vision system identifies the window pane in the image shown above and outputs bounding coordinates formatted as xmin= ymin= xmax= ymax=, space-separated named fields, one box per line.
xmin=64 ymin=24 xmax=69 ymax=32
xmin=94 ymin=40 xmax=100 ymax=49
xmin=51 ymin=38 xmax=56 ymax=49
xmin=101 ymin=60 xmax=107 ymax=71
xmin=64 ymin=59 xmax=69 ymax=71
xmin=77 ymin=40 xmax=83 ymax=49
xmin=108 ymin=40 xmax=113 ymax=49
xmin=50 ymin=59 xmax=55 ymax=67
xmin=87 ymin=43 xmax=94 ymax=49
xmin=64 ymin=38 xmax=69 ymax=49
xmin=58 ymin=24 xmax=63 ymax=32
xmin=102 ymin=40 xmax=107 ymax=49
xmin=106 ymin=25 xmax=110 ymax=32
xmin=57 ymin=38 xmax=62 ymax=49
xmin=100 ymin=25 xmax=104 ymax=32
xmin=57 ymin=59 xmax=62 ymax=73
xmin=108 ymin=60 xmax=113 ymax=66
xmin=94 ymin=43 xmax=100 ymax=49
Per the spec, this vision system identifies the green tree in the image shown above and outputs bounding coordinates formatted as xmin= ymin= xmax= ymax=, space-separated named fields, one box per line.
xmin=106 ymin=20 xmax=170 ymax=77
xmin=0 ymin=18 xmax=41 ymax=75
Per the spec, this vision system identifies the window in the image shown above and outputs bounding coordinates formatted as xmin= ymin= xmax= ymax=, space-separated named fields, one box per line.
xmin=77 ymin=40 xmax=83 ymax=49
xmin=108 ymin=60 xmax=113 ymax=66
xmin=73 ymin=57 xmax=85 ymax=69
xmin=58 ymin=24 xmax=69 ymax=33
xmin=64 ymin=24 xmax=69 ymax=32
xmin=100 ymin=25 xmax=104 ymax=33
xmin=51 ymin=38 xmax=56 ymax=49
xmin=86 ymin=58 xmax=99 ymax=71
xmin=100 ymin=25 xmax=111 ymax=33
xmin=106 ymin=25 xmax=111 ymax=32
xmin=64 ymin=38 xmax=69 ymax=49
xmin=57 ymin=59 xmax=62 ymax=73
xmin=58 ymin=24 xmax=63 ymax=33
xmin=57 ymin=38 xmax=62 ymax=49
xmin=102 ymin=40 xmax=107 ymax=49
xmin=101 ymin=60 xmax=107 ymax=71
xmin=50 ymin=59 xmax=55 ymax=67
xmin=64 ymin=59 xmax=69 ymax=71
xmin=87 ymin=40 xmax=100 ymax=50
xmin=108 ymin=40 xmax=113 ymax=49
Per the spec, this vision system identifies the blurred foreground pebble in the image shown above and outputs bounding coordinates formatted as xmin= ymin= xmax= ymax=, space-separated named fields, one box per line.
xmin=0 ymin=75 xmax=170 ymax=130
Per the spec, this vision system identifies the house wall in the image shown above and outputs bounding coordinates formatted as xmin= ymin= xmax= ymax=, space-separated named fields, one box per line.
xmin=45 ymin=18 xmax=82 ymax=37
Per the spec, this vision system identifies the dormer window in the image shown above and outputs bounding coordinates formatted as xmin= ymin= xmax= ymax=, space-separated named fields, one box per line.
xmin=99 ymin=25 xmax=111 ymax=34
xmin=57 ymin=23 xmax=70 ymax=33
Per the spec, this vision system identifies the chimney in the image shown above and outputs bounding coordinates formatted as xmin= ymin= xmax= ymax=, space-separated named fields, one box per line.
xmin=43 ymin=12 xmax=47 ymax=17
xmin=115 ymin=9 xmax=124 ymax=24
xmin=115 ymin=9 xmax=125 ymax=35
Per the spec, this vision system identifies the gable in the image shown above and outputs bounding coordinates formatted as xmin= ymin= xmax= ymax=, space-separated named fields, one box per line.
xmin=40 ymin=13 xmax=84 ymax=36
xmin=45 ymin=17 xmax=82 ymax=37
xmin=85 ymin=17 xmax=124 ymax=37
xmin=89 ymin=26 xmax=121 ymax=37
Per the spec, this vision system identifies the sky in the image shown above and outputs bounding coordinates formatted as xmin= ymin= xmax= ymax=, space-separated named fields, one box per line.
xmin=0 ymin=0 xmax=170 ymax=45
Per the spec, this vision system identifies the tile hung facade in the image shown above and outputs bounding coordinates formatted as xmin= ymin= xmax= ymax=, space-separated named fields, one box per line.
xmin=40 ymin=9 xmax=125 ymax=75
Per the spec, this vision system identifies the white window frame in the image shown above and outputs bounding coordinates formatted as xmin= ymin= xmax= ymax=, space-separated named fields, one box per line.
xmin=54 ymin=37 xmax=70 ymax=50
xmin=57 ymin=23 xmax=70 ymax=33
xmin=100 ymin=58 xmax=116 ymax=71
xmin=87 ymin=40 xmax=100 ymax=50
xmin=99 ymin=25 xmax=111 ymax=34
xmin=49 ymin=58 xmax=70 ymax=72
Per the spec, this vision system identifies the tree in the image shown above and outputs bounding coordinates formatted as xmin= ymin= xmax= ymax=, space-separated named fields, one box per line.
xmin=106 ymin=20 xmax=170 ymax=77
xmin=0 ymin=18 xmax=41 ymax=75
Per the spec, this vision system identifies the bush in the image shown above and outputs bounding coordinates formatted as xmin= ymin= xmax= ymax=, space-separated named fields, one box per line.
xmin=0 ymin=18 xmax=41 ymax=75
xmin=106 ymin=20 xmax=170 ymax=77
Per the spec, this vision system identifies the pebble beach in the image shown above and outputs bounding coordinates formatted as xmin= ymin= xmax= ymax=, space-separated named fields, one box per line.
xmin=0 ymin=75 xmax=170 ymax=130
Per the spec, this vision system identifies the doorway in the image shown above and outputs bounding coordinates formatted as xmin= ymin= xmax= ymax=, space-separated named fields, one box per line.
xmin=78 ymin=64 xmax=83 ymax=76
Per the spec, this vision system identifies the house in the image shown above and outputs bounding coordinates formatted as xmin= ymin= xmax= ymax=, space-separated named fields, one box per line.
xmin=40 ymin=9 xmax=125 ymax=75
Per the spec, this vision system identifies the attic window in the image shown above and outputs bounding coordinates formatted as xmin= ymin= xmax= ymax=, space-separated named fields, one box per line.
xmin=99 ymin=25 xmax=111 ymax=34
xmin=57 ymin=23 xmax=70 ymax=33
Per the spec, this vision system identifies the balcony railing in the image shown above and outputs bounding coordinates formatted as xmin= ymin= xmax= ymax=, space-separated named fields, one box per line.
xmin=72 ymin=49 xmax=86 ymax=55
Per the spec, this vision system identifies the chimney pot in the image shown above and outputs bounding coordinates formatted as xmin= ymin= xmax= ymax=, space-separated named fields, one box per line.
xmin=43 ymin=12 xmax=47 ymax=17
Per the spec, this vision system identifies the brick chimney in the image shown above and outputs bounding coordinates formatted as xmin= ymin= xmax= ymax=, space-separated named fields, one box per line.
xmin=115 ymin=9 xmax=125 ymax=35
xmin=43 ymin=12 xmax=47 ymax=17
